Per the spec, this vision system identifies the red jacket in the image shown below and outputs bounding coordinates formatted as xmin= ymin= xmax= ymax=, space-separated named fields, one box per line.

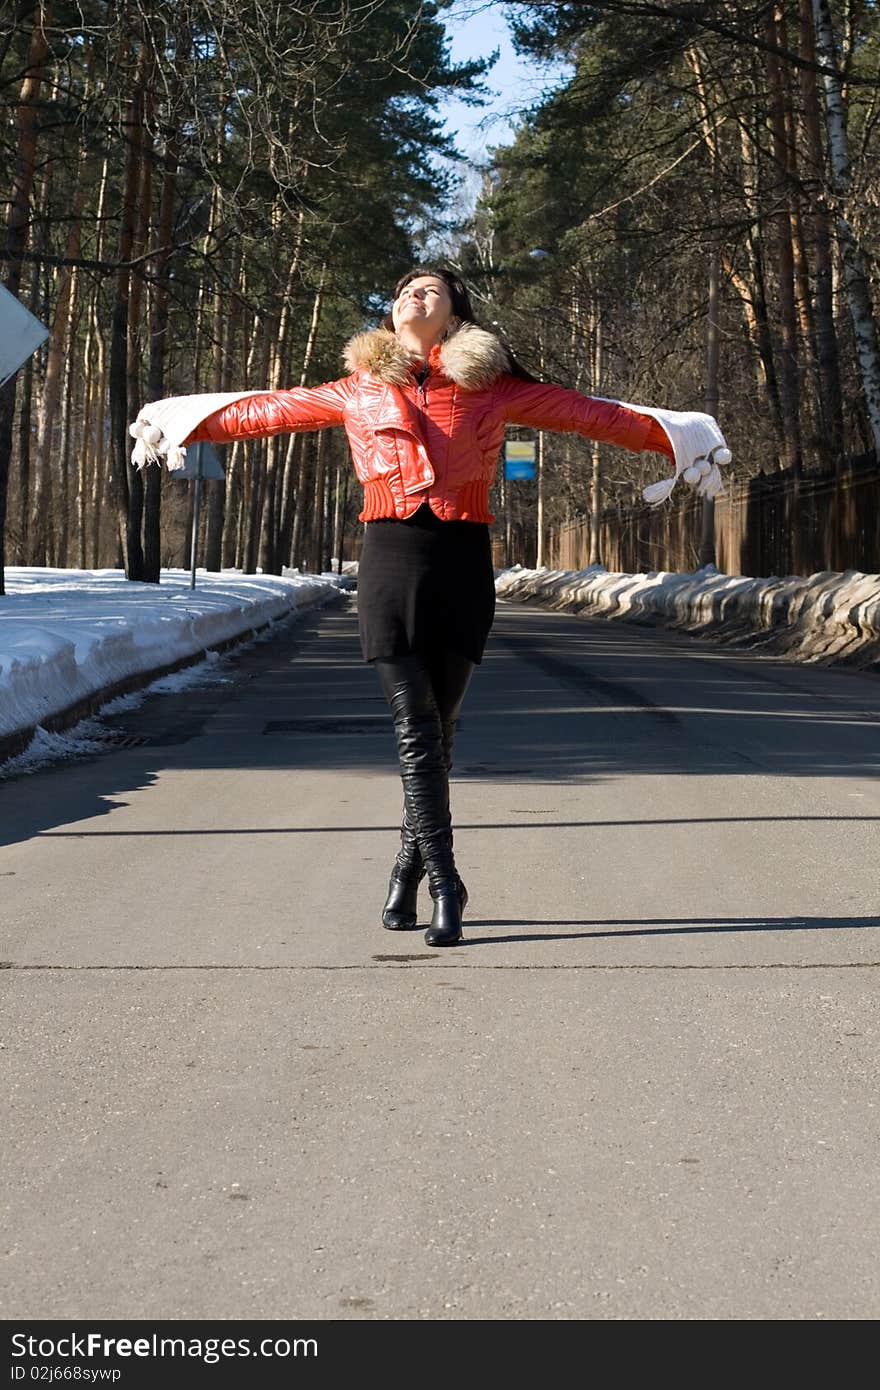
xmin=188 ymin=323 xmax=672 ymax=523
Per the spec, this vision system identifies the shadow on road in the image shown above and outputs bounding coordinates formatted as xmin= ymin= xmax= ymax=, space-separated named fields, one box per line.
xmin=456 ymin=914 xmax=880 ymax=944
xmin=2 ymin=599 xmax=878 ymax=851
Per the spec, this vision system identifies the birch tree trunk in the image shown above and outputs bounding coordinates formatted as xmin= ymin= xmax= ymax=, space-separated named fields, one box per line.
xmin=811 ymin=0 xmax=880 ymax=455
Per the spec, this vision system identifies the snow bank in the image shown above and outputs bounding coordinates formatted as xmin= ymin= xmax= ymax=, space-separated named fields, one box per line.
xmin=0 ymin=567 xmax=344 ymax=745
xmin=495 ymin=563 xmax=880 ymax=668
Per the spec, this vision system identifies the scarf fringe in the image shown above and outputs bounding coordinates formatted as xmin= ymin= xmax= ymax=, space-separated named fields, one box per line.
xmin=600 ymin=399 xmax=732 ymax=505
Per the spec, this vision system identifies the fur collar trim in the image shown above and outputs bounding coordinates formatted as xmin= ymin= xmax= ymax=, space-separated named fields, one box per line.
xmin=342 ymin=322 xmax=510 ymax=390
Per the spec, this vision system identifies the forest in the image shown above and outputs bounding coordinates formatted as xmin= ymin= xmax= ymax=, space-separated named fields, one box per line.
xmin=1 ymin=0 xmax=878 ymax=593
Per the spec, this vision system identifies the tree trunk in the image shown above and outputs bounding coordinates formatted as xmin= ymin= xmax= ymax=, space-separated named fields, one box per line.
xmin=277 ymin=265 xmax=327 ymax=572
xmin=144 ymin=103 xmax=181 ymax=582
xmin=739 ymin=70 xmax=785 ymax=451
xmin=0 ymin=1 xmax=52 ymax=595
xmin=204 ymin=108 xmax=234 ymax=572
xmin=685 ymin=45 xmax=721 ymax=566
xmin=226 ymin=286 xmax=264 ymax=569
xmin=124 ymin=51 xmax=152 ymax=581
xmin=57 ymin=308 xmax=76 ymax=565
xmin=80 ymin=152 xmax=110 ymax=568
xmin=587 ymin=276 xmax=603 ymax=566
xmin=108 ymin=38 xmax=145 ymax=577
xmin=535 ymin=328 xmax=545 ymax=567
xmin=256 ymin=220 xmax=310 ymax=574
xmin=700 ymin=233 xmax=721 ymax=568
xmin=206 ymin=240 xmax=241 ymax=572
xmin=13 ymin=260 xmax=42 ymax=563
xmin=811 ymin=0 xmax=880 ymax=456
xmin=244 ymin=442 xmax=265 ymax=574
xmin=278 ymin=432 xmax=304 ymax=567
xmin=336 ymin=465 xmax=349 ymax=572
xmin=799 ymin=0 xmax=845 ymax=469
xmin=220 ymin=257 xmax=247 ymax=568
xmin=330 ymin=451 xmax=342 ymax=568
xmin=290 ymin=436 xmax=312 ymax=570
xmin=310 ymin=429 xmax=327 ymax=574
xmin=766 ymin=4 xmax=804 ymax=473
xmin=31 ymin=52 xmax=92 ymax=565
xmin=256 ymin=335 xmax=281 ymax=575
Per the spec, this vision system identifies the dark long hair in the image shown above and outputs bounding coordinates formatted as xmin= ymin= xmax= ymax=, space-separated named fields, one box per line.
xmin=381 ymin=265 xmax=540 ymax=382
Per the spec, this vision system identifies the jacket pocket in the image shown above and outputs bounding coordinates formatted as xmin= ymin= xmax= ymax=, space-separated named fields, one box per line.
xmin=373 ymin=425 xmax=435 ymax=495
xmin=370 ymin=427 xmax=405 ymax=477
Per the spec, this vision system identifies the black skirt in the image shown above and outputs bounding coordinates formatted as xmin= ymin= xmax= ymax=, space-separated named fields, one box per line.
xmin=357 ymin=503 xmax=496 ymax=665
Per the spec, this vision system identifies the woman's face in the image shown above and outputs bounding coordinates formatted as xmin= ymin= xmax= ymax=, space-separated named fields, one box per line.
xmin=391 ymin=275 xmax=453 ymax=341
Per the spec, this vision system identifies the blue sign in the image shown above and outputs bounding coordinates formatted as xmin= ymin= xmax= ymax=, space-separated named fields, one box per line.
xmin=505 ymin=458 xmax=535 ymax=480
xmin=504 ymin=439 xmax=536 ymax=481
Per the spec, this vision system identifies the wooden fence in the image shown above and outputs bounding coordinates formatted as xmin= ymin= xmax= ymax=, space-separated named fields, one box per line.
xmin=546 ymin=458 xmax=880 ymax=578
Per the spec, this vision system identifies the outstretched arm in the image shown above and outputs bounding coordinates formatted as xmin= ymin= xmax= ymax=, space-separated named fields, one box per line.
xmin=497 ymin=376 xmax=675 ymax=458
xmin=186 ymin=379 xmax=351 ymax=444
xmin=496 ymin=375 xmax=732 ymax=504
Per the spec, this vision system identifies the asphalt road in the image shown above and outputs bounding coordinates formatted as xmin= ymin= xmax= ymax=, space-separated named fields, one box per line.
xmin=2 ymin=595 xmax=879 ymax=1320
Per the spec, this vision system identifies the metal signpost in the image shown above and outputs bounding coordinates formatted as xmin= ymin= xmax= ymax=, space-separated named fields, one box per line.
xmin=0 ymin=282 xmax=49 ymax=386
xmin=503 ymin=438 xmax=537 ymax=568
xmin=172 ymin=440 xmax=225 ymax=589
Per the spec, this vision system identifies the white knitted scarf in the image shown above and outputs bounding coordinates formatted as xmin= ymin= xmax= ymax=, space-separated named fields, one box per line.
xmin=129 ymin=392 xmax=263 ymax=471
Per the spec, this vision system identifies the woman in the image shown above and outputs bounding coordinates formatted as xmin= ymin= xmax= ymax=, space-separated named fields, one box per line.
xmin=130 ymin=266 xmax=727 ymax=948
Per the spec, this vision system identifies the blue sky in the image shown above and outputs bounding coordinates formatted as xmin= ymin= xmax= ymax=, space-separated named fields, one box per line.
xmin=437 ymin=2 xmax=573 ymax=162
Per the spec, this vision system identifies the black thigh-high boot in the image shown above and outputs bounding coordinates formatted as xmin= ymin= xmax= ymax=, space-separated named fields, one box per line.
xmin=382 ymin=799 xmax=424 ymax=930
xmin=381 ymin=715 xmax=461 ymax=930
xmin=439 ymin=717 xmax=468 ymax=916
xmin=374 ymin=656 xmax=466 ymax=946
xmin=397 ymin=715 xmax=463 ymax=946
xmin=428 ymin=647 xmax=475 ymax=927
